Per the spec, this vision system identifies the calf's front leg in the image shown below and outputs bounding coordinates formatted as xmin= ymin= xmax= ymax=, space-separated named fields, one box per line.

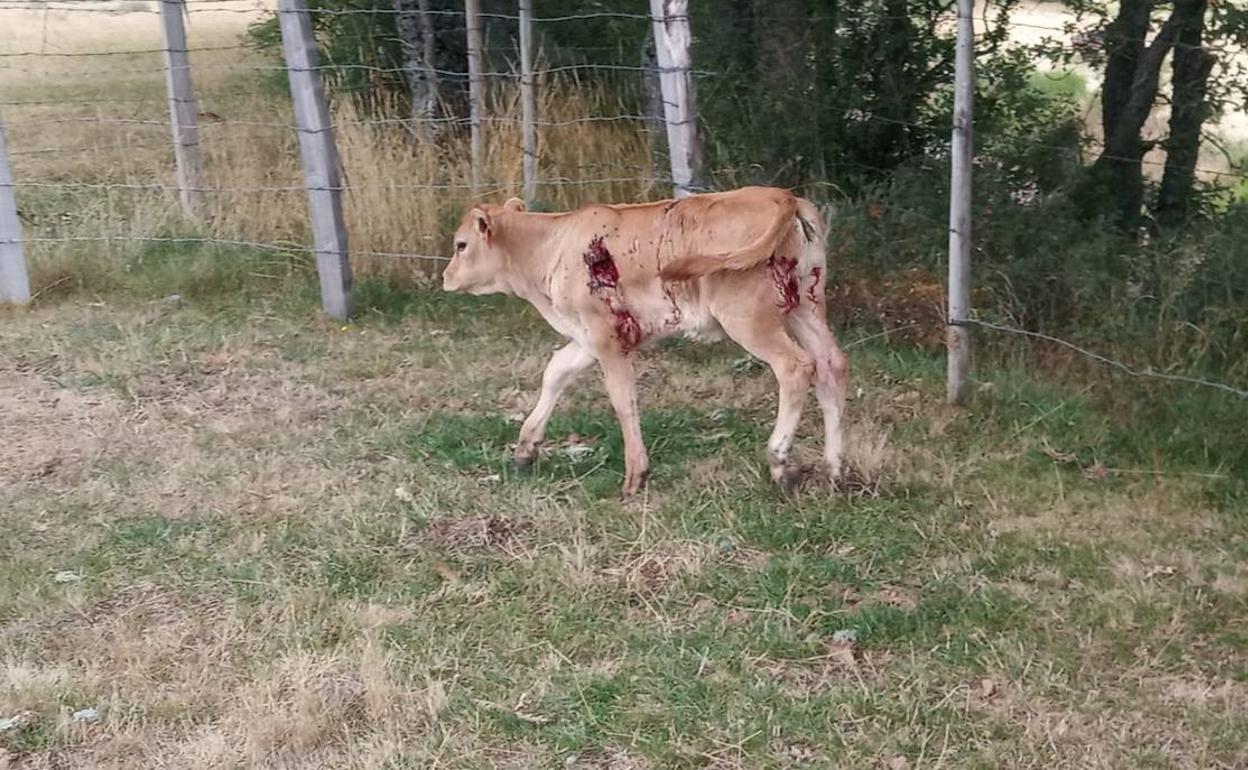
xmin=513 ymin=340 xmax=597 ymax=467
xmin=596 ymin=348 xmax=650 ymax=497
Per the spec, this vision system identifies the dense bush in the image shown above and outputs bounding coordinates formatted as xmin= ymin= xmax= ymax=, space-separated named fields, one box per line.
xmin=243 ymin=0 xmax=1248 ymax=380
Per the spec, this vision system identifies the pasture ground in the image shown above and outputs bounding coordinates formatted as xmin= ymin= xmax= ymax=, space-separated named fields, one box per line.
xmin=3 ymin=2 xmax=1247 ymax=766
xmin=2 ymin=275 xmax=1246 ymax=769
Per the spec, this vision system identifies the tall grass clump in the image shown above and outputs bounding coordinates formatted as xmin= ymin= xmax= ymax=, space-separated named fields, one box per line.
xmin=11 ymin=63 xmax=655 ymax=296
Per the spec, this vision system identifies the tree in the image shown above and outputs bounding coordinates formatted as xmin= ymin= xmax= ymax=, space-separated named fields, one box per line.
xmin=1073 ymin=1 xmax=1182 ymax=228
xmin=1155 ymin=0 xmax=1217 ymax=227
xmin=1057 ymin=1 xmax=1248 ymax=229
xmin=394 ymin=0 xmax=442 ymax=134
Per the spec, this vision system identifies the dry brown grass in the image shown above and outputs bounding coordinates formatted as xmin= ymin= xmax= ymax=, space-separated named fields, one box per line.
xmin=3 ymin=2 xmax=660 ymax=294
xmin=3 ymin=7 xmax=1247 ymax=769
xmin=2 ymin=297 xmax=1246 ymax=768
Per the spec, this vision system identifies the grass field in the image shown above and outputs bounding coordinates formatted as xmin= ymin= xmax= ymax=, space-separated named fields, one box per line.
xmin=2 ymin=274 xmax=1247 ymax=768
xmin=3 ymin=2 xmax=1248 ymax=768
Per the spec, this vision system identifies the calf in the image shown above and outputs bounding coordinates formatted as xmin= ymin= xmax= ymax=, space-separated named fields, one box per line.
xmin=442 ymin=186 xmax=848 ymax=497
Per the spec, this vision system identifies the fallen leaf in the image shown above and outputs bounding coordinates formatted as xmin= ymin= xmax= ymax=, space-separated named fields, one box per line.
xmin=832 ymin=628 xmax=858 ymax=644
xmin=561 ymin=444 xmax=595 ymax=461
xmin=1038 ymin=439 xmax=1077 ymax=464
xmin=1084 ymin=460 xmax=1108 ymax=480
xmin=1144 ymin=565 xmax=1177 ymax=580
xmin=825 ymin=639 xmax=859 ymax=670
xmin=875 ymin=586 xmax=918 ymax=611
xmin=433 ymin=561 xmax=461 ymax=584
xmin=71 ymin=707 xmax=99 ymax=724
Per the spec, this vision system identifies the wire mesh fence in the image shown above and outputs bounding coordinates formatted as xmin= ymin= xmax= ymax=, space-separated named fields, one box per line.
xmin=1 ymin=0 xmax=1246 ymax=400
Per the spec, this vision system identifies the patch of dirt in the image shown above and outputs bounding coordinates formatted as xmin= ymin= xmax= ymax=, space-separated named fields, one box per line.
xmin=605 ymin=542 xmax=715 ymax=596
xmin=0 ymin=582 xmax=223 ymax=651
xmin=838 ymin=459 xmax=883 ymax=498
xmin=568 ymin=748 xmax=652 ymax=769
xmin=750 ymin=644 xmax=883 ymax=698
xmin=0 ymin=372 xmax=124 ymax=485
xmin=861 ymin=585 xmax=919 ymax=612
xmin=827 ymin=268 xmax=948 ymax=351
xmin=423 ymin=515 xmax=523 ymax=551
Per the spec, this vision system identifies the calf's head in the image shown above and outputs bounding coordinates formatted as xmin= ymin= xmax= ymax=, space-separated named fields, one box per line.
xmin=442 ymin=197 xmax=526 ymax=295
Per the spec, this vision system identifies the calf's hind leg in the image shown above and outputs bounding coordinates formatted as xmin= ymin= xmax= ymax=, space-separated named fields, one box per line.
xmin=717 ymin=314 xmax=814 ymax=493
xmin=513 ymin=340 xmax=597 ymax=467
xmin=786 ymin=308 xmax=849 ymax=482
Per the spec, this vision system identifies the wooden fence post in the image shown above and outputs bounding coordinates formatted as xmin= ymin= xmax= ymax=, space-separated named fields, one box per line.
xmin=518 ymin=0 xmax=537 ymax=204
xmin=159 ymin=0 xmax=204 ymax=218
xmin=465 ymin=0 xmax=485 ymax=189
xmin=0 ymin=117 xmax=31 ymax=305
xmin=278 ymin=0 xmax=353 ymax=320
xmin=649 ymin=0 xmax=701 ymax=198
xmin=946 ymin=0 xmax=974 ymax=405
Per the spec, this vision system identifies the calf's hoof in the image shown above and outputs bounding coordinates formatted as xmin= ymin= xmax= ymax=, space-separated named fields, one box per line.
xmin=510 ymin=453 xmax=536 ymax=472
xmin=826 ymin=457 xmax=846 ymax=491
xmin=619 ymin=468 xmax=650 ymax=499
xmin=777 ymin=465 xmax=804 ymax=495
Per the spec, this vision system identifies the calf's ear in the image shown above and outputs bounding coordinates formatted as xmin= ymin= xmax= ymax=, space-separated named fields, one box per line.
xmin=471 ymin=207 xmax=492 ymax=239
xmin=503 ymin=197 xmax=526 ymax=213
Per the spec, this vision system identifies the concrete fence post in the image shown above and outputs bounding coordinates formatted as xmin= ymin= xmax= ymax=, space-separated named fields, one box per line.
xmin=0 ymin=117 xmax=31 ymax=305
xmin=159 ymin=0 xmax=204 ymax=217
xmin=946 ymin=0 xmax=975 ymax=405
xmin=278 ymin=0 xmax=353 ymax=320
xmin=649 ymin=0 xmax=701 ymax=198
xmin=518 ymin=0 xmax=537 ymax=203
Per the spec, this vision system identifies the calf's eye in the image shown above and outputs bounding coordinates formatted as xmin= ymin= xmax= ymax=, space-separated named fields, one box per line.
xmin=455 ymin=241 xmax=467 ymax=253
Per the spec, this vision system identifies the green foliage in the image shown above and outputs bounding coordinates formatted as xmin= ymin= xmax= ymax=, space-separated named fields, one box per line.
xmin=247 ymin=0 xmax=413 ymax=112
xmin=240 ymin=0 xmax=1248 ymax=391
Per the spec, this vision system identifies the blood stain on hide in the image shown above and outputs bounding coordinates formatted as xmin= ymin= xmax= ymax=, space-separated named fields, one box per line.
xmin=612 ymin=306 xmax=643 ymax=352
xmin=770 ymin=255 xmax=800 ymax=313
xmin=586 ymin=236 xmax=644 ymax=352
xmin=662 ymin=285 xmax=682 ymax=327
xmin=807 ymin=266 xmax=824 ymax=303
xmin=584 ymin=236 xmax=619 ymax=290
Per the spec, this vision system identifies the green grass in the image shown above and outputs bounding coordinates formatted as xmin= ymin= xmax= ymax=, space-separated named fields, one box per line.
xmin=2 ymin=272 xmax=1247 ymax=768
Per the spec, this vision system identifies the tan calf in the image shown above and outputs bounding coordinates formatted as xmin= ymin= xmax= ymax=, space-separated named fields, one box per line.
xmin=442 ymin=185 xmax=848 ymax=497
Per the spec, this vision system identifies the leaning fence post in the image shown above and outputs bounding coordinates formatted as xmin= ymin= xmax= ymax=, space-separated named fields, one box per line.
xmin=158 ymin=0 xmax=204 ymax=218
xmin=278 ymin=0 xmax=353 ymax=320
xmin=649 ymin=0 xmax=701 ymax=198
xmin=518 ymin=0 xmax=537 ymax=204
xmin=0 ymin=117 xmax=31 ymax=305
xmin=946 ymin=0 xmax=974 ymax=405
xmin=465 ymin=0 xmax=485 ymax=189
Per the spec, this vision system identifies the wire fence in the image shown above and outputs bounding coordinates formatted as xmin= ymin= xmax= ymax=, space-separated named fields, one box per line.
xmin=1 ymin=0 xmax=1245 ymax=401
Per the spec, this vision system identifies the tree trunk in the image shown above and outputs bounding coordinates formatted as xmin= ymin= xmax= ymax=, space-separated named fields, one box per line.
xmin=1156 ymin=0 xmax=1214 ymax=228
xmin=1078 ymin=1 xmax=1183 ymax=229
xmin=395 ymin=0 xmax=441 ymax=138
xmin=1100 ymin=0 xmax=1153 ymax=137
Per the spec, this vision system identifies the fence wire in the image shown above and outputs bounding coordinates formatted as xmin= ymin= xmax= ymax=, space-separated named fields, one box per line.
xmin=1 ymin=0 xmax=1245 ymax=401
